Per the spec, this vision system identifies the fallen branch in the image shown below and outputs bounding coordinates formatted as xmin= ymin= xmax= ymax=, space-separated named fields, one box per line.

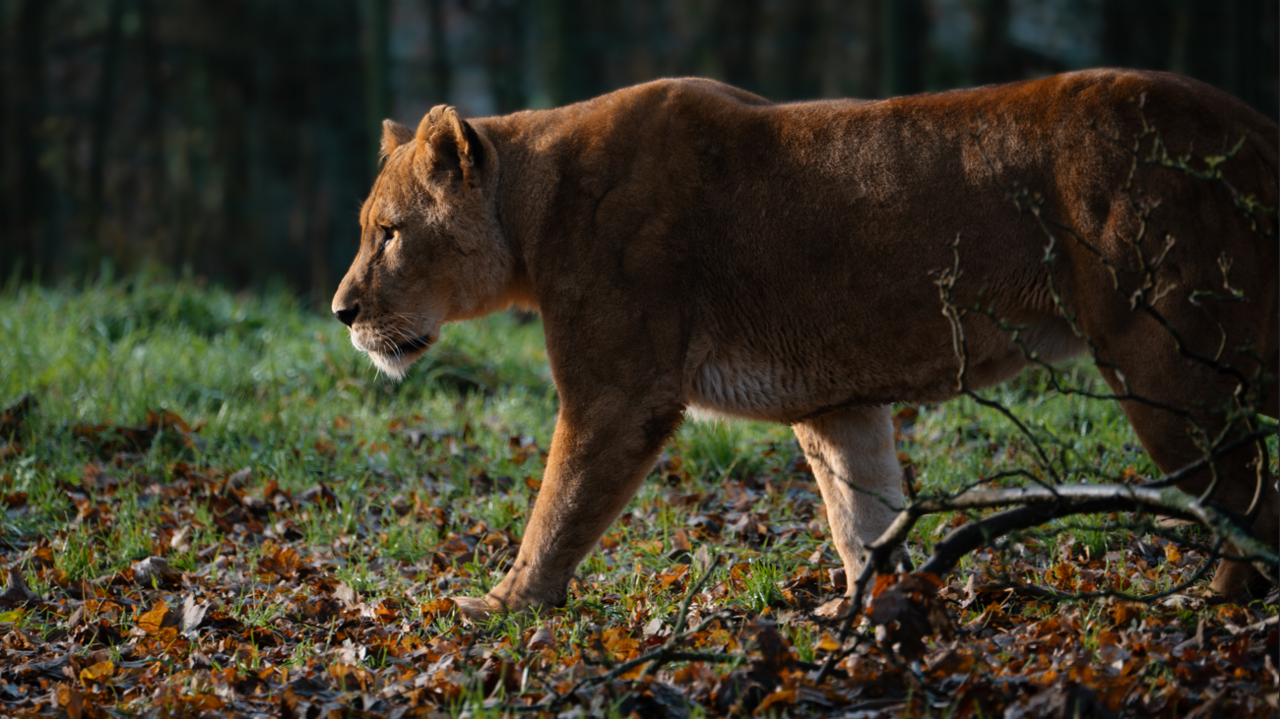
xmin=814 ymin=481 xmax=1279 ymax=684
xmin=1225 ymin=613 xmax=1280 ymax=636
xmin=921 ymin=502 xmax=1222 ymax=603
xmin=875 ymin=484 xmax=1277 ymax=580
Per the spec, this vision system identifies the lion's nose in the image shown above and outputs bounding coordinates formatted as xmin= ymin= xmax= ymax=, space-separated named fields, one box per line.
xmin=334 ymin=305 xmax=360 ymax=327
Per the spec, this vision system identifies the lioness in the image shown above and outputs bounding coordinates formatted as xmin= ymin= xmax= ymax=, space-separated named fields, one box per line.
xmin=333 ymin=69 xmax=1278 ymax=616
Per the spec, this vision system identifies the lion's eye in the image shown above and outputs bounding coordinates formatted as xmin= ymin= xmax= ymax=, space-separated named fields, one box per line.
xmin=380 ymin=226 xmax=395 ymax=250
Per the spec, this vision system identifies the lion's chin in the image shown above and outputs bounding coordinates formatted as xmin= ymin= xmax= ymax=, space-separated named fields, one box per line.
xmin=369 ymin=349 xmax=422 ymax=380
xmin=367 ymin=335 xmax=434 ymax=380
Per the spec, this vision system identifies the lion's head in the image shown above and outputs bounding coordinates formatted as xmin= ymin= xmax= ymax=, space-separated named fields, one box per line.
xmin=332 ymin=106 xmax=517 ymax=378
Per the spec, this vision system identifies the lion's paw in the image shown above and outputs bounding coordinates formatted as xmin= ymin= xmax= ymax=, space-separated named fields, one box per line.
xmin=452 ymin=596 xmax=501 ymax=621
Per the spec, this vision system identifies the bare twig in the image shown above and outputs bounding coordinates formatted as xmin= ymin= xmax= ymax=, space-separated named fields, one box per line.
xmin=508 ymin=556 xmax=739 ymax=713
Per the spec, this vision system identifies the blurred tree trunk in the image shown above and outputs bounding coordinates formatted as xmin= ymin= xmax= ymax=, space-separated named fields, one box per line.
xmin=1167 ymin=0 xmax=1192 ymax=75
xmin=204 ymin=3 xmax=253 ymax=284
xmin=1101 ymin=0 xmax=1172 ymax=70
xmin=847 ymin=1 xmax=876 ymax=99
xmin=971 ymin=0 xmax=1013 ymax=85
xmin=482 ymin=0 xmax=528 ymax=114
xmin=138 ymin=0 xmax=168 ymax=266
xmin=713 ymin=0 xmax=759 ymax=93
xmin=816 ymin=0 xmax=851 ymax=99
xmin=544 ymin=0 xmax=610 ymax=104
xmin=364 ymin=0 xmax=390 ymax=170
xmin=427 ymin=0 xmax=451 ymax=105
xmin=86 ymin=0 xmax=126 ymax=272
xmin=782 ymin=0 xmax=822 ymax=100
xmin=1222 ymin=2 xmax=1240 ymax=99
xmin=1221 ymin=1 xmax=1257 ymax=107
xmin=293 ymin=9 xmax=323 ymax=308
xmin=9 ymin=0 xmax=47 ymax=281
xmin=0 ymin=0 xmax=10 ymax=281
xmin=879 ymin=0 xmax=925 ymax=96
xmin=316 ymin=1 xmax=371 ymax=304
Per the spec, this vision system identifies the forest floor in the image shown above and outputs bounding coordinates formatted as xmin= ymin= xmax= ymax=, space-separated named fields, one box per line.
xmin=0 ymin=278 xmax=1276 ymax=718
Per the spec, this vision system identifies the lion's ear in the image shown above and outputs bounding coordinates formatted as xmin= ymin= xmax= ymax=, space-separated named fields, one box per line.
xmin=416 ymin=105 xmax=484 ymax=186
xmin=381 ymin=120 xmax=414 ymax=159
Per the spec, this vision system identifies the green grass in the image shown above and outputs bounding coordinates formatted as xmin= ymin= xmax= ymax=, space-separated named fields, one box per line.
xmin=1 ymin=275 xmax=548 ymax=537
xmin=0 ymin=275 xmax=1273 ymax=717
xmin=0 ymin=273 xmax=1262 ymax=589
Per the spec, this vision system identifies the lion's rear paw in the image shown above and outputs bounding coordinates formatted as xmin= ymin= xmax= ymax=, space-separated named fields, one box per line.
xmin=1211 ymin=560 xmax=1274 ymax=600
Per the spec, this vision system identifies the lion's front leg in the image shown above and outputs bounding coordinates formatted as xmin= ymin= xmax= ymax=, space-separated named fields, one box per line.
xmin=793 ymin=405 xmax=909 ymax=593
xmin=454 ymin=398 xmax=684 ymax=619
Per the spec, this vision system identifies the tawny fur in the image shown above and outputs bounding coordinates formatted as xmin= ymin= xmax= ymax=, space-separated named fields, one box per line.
xmin=332 ymin=69 xmax=1279 ymax=617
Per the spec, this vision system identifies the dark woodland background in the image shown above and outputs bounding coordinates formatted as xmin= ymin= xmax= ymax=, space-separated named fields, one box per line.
xmin=1 ymin=0 xmax=1276 ymax=304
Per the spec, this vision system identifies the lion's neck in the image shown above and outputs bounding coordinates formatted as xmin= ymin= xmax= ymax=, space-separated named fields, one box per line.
xmin=476 ymin=111 xmax=567 ymax=312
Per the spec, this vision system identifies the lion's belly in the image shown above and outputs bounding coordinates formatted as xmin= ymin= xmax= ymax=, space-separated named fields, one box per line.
xmin=681 ymin=337 xmax=949 ymax=421
xmin=682 ymin=317 xmax=1085 ymax=423
xmin=685 ymin=355 xmax=793 ymax=421
xmin=685 ymin=352 xmax=952 ymax=422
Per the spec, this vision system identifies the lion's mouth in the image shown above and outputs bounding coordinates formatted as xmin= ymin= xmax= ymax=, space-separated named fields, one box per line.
xmin=354 ymin=330 xmax=436 ymax=380
xmin=394 ymin=335 xmax=433 ymax=354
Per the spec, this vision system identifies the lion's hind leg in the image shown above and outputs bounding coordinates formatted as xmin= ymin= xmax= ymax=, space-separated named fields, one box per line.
xmin=1088 ymin=315 xmax=1278 ymax=598
xmin=793 ymin=405 xmax=909 ymax=593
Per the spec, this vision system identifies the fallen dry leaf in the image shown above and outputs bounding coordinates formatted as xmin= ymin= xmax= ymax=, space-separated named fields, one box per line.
xmin=132 ymin=556 xmax=181 ymax=588
xmin=814 ymin=632 xmax=842 ymax=652
xmin=602 ymin=627 xmax=640 ymax=660
xmin=137 ymin=599 xmax=172 ymax=634
xmin=527 ymin=624 xmax=556 ymax=651
xmin=78 ymin=660 xmax=114 ymax=686
xmin=181 ymin=595 xmax=210 ymax=635
xmin=0 ymin=566 xmax=41 ymax=606
xmin=814 ymin=597 xmax=849 ymax=619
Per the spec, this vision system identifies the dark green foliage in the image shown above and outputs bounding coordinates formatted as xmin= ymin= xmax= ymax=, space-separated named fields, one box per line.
xmin=0 ymin=1 xmax=1275 ymax=296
